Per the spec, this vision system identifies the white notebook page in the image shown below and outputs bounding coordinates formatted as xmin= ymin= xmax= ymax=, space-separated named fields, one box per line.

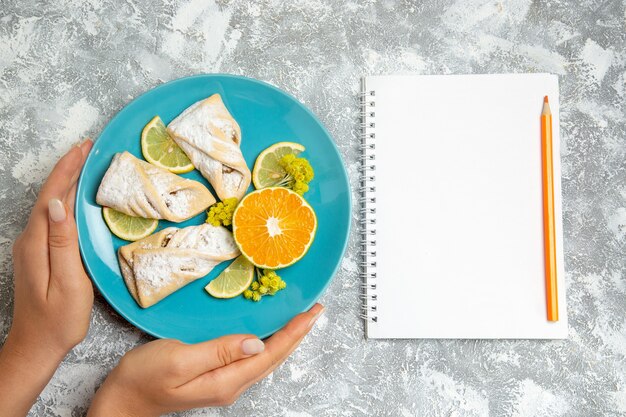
xmin=365 ymin=74 xmax=567 ymax=339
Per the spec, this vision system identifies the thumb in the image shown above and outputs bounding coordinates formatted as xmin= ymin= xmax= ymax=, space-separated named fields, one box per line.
xmin=48 ymin=198 xmax=84 ymax=285
xmin=178 ymin=335 xmax=265 ymax=378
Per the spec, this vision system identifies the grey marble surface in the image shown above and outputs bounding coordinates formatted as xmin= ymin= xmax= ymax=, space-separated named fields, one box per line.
xmin=0 ymin=0 xmax=625 ymax=416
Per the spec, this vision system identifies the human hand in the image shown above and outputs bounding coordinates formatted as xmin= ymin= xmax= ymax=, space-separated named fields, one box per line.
xmin=8 ymin=139 xmax=94 ymax=355
xmin=88 ymin=303 xmax=324 ymax=417
xmin=0 ymin=140 xmax=95 ymax=416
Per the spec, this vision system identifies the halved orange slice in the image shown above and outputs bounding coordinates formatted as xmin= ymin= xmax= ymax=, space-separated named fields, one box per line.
xmin=232 ymin=187 xmax=317 ymax=269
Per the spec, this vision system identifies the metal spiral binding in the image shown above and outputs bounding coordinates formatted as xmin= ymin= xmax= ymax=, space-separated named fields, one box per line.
xmin=359 ymin=86 xmax=378 ymax=323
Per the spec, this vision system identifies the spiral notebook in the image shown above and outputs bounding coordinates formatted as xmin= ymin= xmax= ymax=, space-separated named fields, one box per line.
xmin=359 ymin=74 xmax=568 ymax=339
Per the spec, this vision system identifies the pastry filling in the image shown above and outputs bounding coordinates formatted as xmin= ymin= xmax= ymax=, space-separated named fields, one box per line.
xmin=161 ymin=234 xmax=173 ymax=247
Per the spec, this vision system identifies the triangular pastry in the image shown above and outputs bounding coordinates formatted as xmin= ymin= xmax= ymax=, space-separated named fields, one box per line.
xmin=96 ymin=151 xmax=215 ymax=222
xmin=167 ymin=94 xmax=252 ymax=201
xmin=118 ymin=224 xmax=240 ymax=308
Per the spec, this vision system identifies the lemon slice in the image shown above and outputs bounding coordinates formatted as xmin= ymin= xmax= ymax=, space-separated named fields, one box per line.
xmin=205 ymin=255 xmax=254 ymax=298
xmin=252 ymin=142 xmax=305 ymax=189
xmin=141 ymin=116 xmax=194 ymax=174
xmin=102 ymin=207 xmax=158 ymax=241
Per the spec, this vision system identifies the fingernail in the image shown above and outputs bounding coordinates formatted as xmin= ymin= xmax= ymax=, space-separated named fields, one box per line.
xmin=48 ymin=199 xmax=66 ymax=223
xmin=78 ymin=139 xmax=92 ymax=156
xmin=242 ymin=338 xmax=264 ymax=355
xmin=308 ymin=307 xmax=325 ymax=328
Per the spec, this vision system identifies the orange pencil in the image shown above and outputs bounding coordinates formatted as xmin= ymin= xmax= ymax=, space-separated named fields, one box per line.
xmin=541 ymin=96 xmax=558 ymax=321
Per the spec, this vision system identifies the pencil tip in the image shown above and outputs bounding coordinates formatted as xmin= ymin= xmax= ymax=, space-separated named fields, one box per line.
xmin=544 ymin=95 xmax=549 ymax=103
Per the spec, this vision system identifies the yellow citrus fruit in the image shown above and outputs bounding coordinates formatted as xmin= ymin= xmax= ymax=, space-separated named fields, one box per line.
xmin=232 ymin=187 xmax=317 ymax=269
xmin=205 ymin=255 xmax=254 ymax=298
xmin=141 ymin=116 xmax=194 ymax=174
xmin=102 ymin=207 xmax=158 ymax=241
xmin=252 ymin=142 xmax=305 ymax=189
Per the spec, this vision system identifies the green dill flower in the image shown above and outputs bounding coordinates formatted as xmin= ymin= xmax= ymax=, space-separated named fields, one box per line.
xmin=206 ymin=197 xmax=239 ymax=227
xmin=292 ymin=181 xmax=309 ymax=195
xmin=281 ymin=154 xmax=296 ymax=165
xmin=270 ymin=154 xmax=315 ymax=195
xmin=244 ymin=268 xmax=287 ymax=301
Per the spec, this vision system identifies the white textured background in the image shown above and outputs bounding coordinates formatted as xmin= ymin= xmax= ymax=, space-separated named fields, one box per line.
xmin=0 ymin=0 xmax=625 ymax=416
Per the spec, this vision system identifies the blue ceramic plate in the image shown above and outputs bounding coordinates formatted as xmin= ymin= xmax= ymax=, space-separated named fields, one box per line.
xmin=76 ymin=74 xmax=351 ymax=343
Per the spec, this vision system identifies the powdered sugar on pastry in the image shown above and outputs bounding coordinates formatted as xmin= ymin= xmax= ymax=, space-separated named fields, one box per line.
xmin=143 ymin=163 xmax=193 ymax=218
xmin=96 ymin=151 xmax=215 ymax=222
xmin=96 ymin=153 xmax=150 ymax=215
xmin=117 ymin=224 xmax=240 ymax=308
xmin=167 ymin=223 xmax=239 ymax=254
xmin=133 ymin=250 xmax=218 ymax=297
xmin=167 ymin=94 xmax=251 ymax=200
xmin=133 ymin=250 xmax=188 ymax=293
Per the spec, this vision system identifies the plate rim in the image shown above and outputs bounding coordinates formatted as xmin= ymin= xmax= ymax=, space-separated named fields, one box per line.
xmin=75 ymin=73 xmax=352 ymax=341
